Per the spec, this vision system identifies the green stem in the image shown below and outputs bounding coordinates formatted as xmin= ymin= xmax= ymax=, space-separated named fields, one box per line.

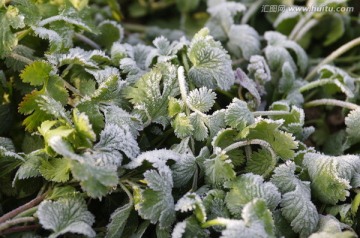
xmin=119 ymin=182 xmax=133 ymax=204
xmin=13 ymin=207 xmax=38 ymax=219
xmin=201 ymin=218 xmax=228 ymax=228
xmin=304 ymin=99 xmax=360 ymax=110
xmin=289 ymin=12 xmax=313 ymax=41
xmin=122 ymin=23 xmax=147 ymax=33
xmin=299 ymin=79 xmax=334 ymax=93
xmin=0 ymin=217 xmax=36 ymax=233
xmin=0 ymin=194 xmax=46 ymax=223
xmin=74 ymin=33 xmax=101 ymax=50
xmin=181 ymin=52 xmax=190 ymax=74
xmin=241 ymin=0 xmax=264 ymax=24
xmin=252 ymin=111 xmax=290 ymax=117
xmin=293 ymin=18 xmax=318 ymax=42
xmin=223 ymin=139 xmax=277 ymax=162
xmin=9 ymin=53 xmax=33 ymax=65
xmin=0 ymin=224 xmax=40 ymax=235
xmin=16 ymin=29 xmax=31 ymax=41
xmin=305 ymin=36 xmax=360 ymax=81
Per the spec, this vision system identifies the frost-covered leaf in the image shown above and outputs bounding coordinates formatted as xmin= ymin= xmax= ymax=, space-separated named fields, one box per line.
xmin=37 ymin=197 xmax=95 ymax=238
xmin=172 ymin=113 xmax=194 ymax=139
xmin=0 ymin=6 xmax=25 ymax=58
xmin=88 ymin=123 xmax=139 ymax=166
xmin=146 ymin=36 xmax=186 ymax=66
xmin=135 ymin=169 xmax=175 ymax=228
xmin=171 ymin=153 xmax=197 ymax=187
xmin=205 ymin=2 xmax=246 ymax=41
xmin=345 ymin=108 xmax=360 ymax=145
xmin=224 ymin=173 xmax=281 ymax=217
xmin=204 ymin=149 xmax=236 ymax=186
xmin=303 ymin=153 xmax=360 ymax=205
xmin=225 ymin=98 xmax=254 ymax=131
xmin=234 ymin=68 xmax=261 ymax=109
xmin=47 ymin=47 xmax=110 ymax=68
xmin=308 ymin=215 xmax=356 ymax=238
xmin=247 ymin=55 xmax=271 ymax=95
xmin=188 ymin=28 xmax=235 ymax=90
xmin=126 ymin=62 xmax=180 ymax=128
xmin=245 ymin=148 xmax=276 ymax=177
xmin=172 ymin=216 xmax=210 ymax=238
xmin=70 ymin=160 xmax=118 ymax=198
xmin=317 ymin=65 xmax=355 ymax=98
xmin=271 ymin=162 xmax=319 ymax=237
xmin=125 ymin=149 xmax=182 ymax=172
xmin=94 ymin=20 xmax=124 ymax=50
xmin=212 ymin=129 xmax=245 ymax=166
xmin=106 ymin=202 xmax=133 ymax=238
xmin=175 ymin=192 xmax=207 ymax=223
xmin=264 ymin=31 xmax=308 ymax=75
xmin=240 ymin=119 xmax=298 ymax=160
xmin=72 ymin=108 xmax=96 ymax=148
xmin=120 ymin=44 xmax=153 ymax=83
xmin=102 ymin=105 xmax=143 ymax=137
xmin=14 ymin=154 xmax=42 ymax=181
xmin=227 ymin=24 xmax=261 ymax=60
xmin=39 ymin=158 xmax=71 ymax=182
xmin=187 ymin=87 xmax=216 ymax=113
xmin=189 ymin=113 xmax=208 ymax=141
xmin=214 ymin=199 xmax=275 ymax=238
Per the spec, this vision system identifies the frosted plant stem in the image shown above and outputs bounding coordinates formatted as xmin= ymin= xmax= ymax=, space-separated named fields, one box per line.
xmin=0 ymin=217 xmax=36 ymax=233
xmin=289 ymin=12 xmax=313 ymax=41
xmin=289 ymin=13 xmax=311 ymax=40
xmin=252 ymin=111 xmax=290 ymax=117
xmin=299 ymin=79 xmax=333 ymax=93
xmin=224 ymin=139 xmax=277 ymax=162
xmin=0 ymin=194 xmax=46 ymax=223
xmin=74 ymin=33 xmax=101 ymax=50
xmin=305 ymin=36 xmax=360 ymax=81
xmin=241 ymin=0 xmax=264 ymax=24
xmin=293 ymin=19 xmax=318 ymax=42
xmin=304 ymin=99 xmax=360 ymax=110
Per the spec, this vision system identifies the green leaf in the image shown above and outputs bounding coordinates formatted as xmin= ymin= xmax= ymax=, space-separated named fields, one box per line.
xmin=189 ymin=113 xmax=208 ymax=141
xmin=125 ymin=62 xmax=180 ymax=128
xmin=135 ymin=169 xmax=175 ymax=228
xmin=0 ymin=6 xmax=25 ymax=58
xmin=106 ymin=203 xmax=133 ymax=238
xmin=39 ymin=158 xmax=71 ymax=182
xmin=71 ymin=160 xmax=118 ymax=198
xmin=240 ymin=119 xmax=298 ymax=160
xmin=227 ymin=24 xmax=261 ymax=60
xmin=72 ymin=108 xmax=96 ymax=147
xmin=14 ymin=153 xmax=42 ymax=181
xmin=245 ymin=148 xmax=277 ymax=177
xmin=37 ymin=197 xmax=95 ymax=238
xmin=345 ymin=108 xmax=360 ymax=145
xmin=172 ymin=113 xmax=194 ymax=139
xmin=323 ymin=13 xmax=345 ymax=46
xmin=212 ymin=129 xmax=245 ymax=166
xmin=225 ymin=98 xmax=254 ymax=131
xmin=213 ymin=199 xmax=276 ymax=238
xmin=308 ymin=215 xmax=357 ymax=238
xmin=171 ymin=153 xmax=197 ymax=188
xmin=172 ymin=216 xmax=209 ymax=238
xmin=224 ymin=173 xmax=281 ymax=217
xmin=303 ymin=153 xmax=360 ymax=205
xmin=175 ymin=192 xmax=207 ymax=223
xmin=94 ymin=20 xmax=123 ymax=50
xmin=176 ymin=0 xmax=200 ymax=13
xmin=204 ymin=149 xmax=236 ymax=186
xmin=188 ymin=28 xmax=235 ymax=90
xmin=20 ymin=61 xmax=53 ymax=86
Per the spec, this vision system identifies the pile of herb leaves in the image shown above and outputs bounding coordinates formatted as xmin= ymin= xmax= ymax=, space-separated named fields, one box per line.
xmin=1 ymin=0 xmax=360 ymax=237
